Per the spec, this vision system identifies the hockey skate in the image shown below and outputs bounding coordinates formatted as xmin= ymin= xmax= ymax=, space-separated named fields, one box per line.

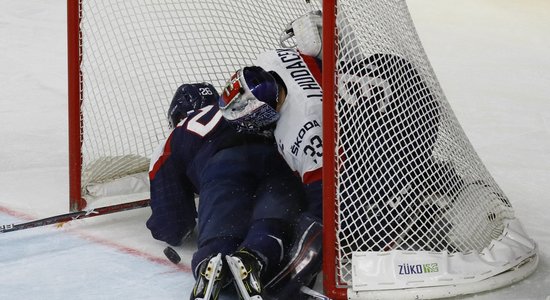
xmin=225 ymin=249 xmax=264 ymax=300
xmin=190 ymin=253 xmax=227 ymax=300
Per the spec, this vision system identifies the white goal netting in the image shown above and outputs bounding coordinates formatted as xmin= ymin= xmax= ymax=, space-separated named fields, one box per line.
xmin=72 ymin=0 xmax=537 ymax=298
xmin=326 ymin=0 xmax=537 ymax=297
xmin=75 ymin=0 xmax=319 ymax=202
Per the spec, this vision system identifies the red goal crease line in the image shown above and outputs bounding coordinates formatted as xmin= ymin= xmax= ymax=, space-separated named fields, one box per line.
xmin=0 ymin=201 xmax=192 ymax=273
xmin=0 ymin=204 xmax=35 ymax=222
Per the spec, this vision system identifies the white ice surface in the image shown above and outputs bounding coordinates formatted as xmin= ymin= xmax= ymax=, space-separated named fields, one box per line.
xmin=0 ymin=0 xmax=549 ymax=299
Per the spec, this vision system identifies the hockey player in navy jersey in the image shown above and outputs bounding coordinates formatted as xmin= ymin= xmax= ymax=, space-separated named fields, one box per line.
xmin=146 ymin=82 xmax=306 ymax=300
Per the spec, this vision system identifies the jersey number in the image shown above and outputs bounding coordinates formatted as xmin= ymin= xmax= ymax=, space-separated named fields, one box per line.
xmin=182 ymin=105 xmax=223 ymax=137
xmin=304 ymin=135 xmax=322 ymax=160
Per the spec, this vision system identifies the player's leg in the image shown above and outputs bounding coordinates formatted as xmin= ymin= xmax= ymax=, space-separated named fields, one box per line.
xmin=191 ymin=146 xmax=263 ymax=299
xmin=263 ymin=213 xmax=323 ymax=299
xmin=227 ymin=151 xmax=305 ymax=299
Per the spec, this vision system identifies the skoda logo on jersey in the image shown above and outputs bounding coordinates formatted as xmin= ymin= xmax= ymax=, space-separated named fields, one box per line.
xmin=291 ymin=120 xmax=321 ymax=155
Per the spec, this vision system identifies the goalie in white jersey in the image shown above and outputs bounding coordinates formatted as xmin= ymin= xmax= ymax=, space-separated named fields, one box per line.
xmin=219 ymin=49 xmax=323 ymax=221
xmin=217 ymin=11 xmax=326 ymax=299
xmin=218 ymin=48 xmax=324 ymax=299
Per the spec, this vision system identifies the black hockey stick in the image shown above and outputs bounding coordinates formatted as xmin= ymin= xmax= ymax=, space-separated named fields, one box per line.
xmin=0 ymin=199 xmax=150 ymax=234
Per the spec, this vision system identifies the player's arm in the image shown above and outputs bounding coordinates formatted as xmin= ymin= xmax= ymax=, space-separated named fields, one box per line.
xmin=146 ymin=134 xmax=197 ymax=246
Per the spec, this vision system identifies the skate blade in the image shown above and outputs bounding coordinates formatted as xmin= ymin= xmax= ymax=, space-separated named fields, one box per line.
xmin=198 ymin=253 xmax=223 ymax=300
xmin=300 ymin=286 xmax=331 ymax=300
xmin=225 ymin=255 xmax=262 ymax=300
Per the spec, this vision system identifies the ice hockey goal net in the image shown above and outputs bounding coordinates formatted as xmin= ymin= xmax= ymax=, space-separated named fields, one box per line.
xmin=321 ymin=0 xmax=538 ymax=299
xmin=67 ymin=0 xmax=319 ymax=210
xmin=67 ymin=0 xmax=538 ymax=298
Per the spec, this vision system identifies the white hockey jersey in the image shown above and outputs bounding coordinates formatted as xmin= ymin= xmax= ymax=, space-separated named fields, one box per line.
xmin=254 ymin=49 xmax=323 ymax=184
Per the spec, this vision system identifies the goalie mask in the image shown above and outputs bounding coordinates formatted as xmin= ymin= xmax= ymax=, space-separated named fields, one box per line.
xmin=167 ymin=82 xmax=220 ymax=129
xmin=218 ymin=66 xmax=280 ymax=135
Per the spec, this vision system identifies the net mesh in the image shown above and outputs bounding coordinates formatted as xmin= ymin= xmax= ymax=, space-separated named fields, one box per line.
xmin=77 ymin=0 xmax=523 ymax=293
xmin=331 ymin=0 xmax=515 ymax=286
xmin=78 ymin=0 xmax=319 ymax=197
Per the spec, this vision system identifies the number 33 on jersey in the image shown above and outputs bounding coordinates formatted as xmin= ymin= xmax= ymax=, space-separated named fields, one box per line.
xmin=255 ymin=48 xmax=323 ymax=184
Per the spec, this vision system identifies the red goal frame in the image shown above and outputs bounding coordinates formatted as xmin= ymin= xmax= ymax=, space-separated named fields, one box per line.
xmin=67 ymin=1 xmax=537 ymax=298
xmin=321 ymin=1 xmax=347 ymax=298
xmin=67 ymin=0 xmax=149 ymax=213
xmin=67 ymin=0 xmax=84 ymax=211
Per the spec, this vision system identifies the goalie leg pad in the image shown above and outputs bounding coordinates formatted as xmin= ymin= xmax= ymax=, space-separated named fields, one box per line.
xmin=264 ymin=214 xmax=323 ymax=299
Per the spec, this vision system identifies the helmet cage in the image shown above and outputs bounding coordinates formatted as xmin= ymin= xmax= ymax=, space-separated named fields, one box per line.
xmin=219 ymin=67 xmax=280 ymax=134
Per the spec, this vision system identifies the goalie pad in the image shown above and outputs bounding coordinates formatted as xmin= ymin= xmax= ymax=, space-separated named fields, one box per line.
xmin=279 ymin=10 xmax=323 ymax=59
xmin=263 ymin=214 xmax=323 ymax=299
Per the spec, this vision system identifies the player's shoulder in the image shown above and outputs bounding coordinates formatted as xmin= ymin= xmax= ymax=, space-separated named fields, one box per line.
xmin=255 ymin=48 xmax=300 ymax=67
xmin=258 ymin=48 xmax=299 ymax=56
xmin=168 ymin=106 xmax=219 ymax=149
xmin=173 ymin=105 xmax=224 ymax=132
xmin=255 ymin=49 xmax=278 ymax=69
xmin=182 ymin=103 xmax=220 ymax=122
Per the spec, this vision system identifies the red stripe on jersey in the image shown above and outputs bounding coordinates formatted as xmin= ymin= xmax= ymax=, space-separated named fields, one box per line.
xmin=303 ymin=167 xmax=323 ymax=184
xmin=149 ymin=134 xmax=174 ymax=181
xmin=299 ymin=54 xmax=323 ymax=88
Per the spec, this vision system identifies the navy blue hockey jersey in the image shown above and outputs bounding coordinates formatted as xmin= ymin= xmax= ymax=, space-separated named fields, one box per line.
xmin=146 ymin=104 xmax=273 ymax=246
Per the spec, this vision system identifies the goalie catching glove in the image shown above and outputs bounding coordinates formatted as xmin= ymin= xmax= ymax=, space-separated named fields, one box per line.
xmin=279 ymin=10 xmax=323 ymax=60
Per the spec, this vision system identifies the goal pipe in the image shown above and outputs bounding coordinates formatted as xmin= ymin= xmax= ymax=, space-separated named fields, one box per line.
xmin=321 ymin=0 xmax=347 ymax=298
xmin=67 ymin=0 xmax=85 ymax=212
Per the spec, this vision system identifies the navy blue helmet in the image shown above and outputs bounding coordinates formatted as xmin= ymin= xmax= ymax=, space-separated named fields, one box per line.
xmin=168 ymin=82 xmax=220 ymax=128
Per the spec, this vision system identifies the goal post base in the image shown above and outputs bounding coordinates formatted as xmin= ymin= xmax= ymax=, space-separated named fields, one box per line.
xmin=342 ymin=218 xmax=538 ymax=299
xmin=347 ymin=253 xmax=538 ymax=300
